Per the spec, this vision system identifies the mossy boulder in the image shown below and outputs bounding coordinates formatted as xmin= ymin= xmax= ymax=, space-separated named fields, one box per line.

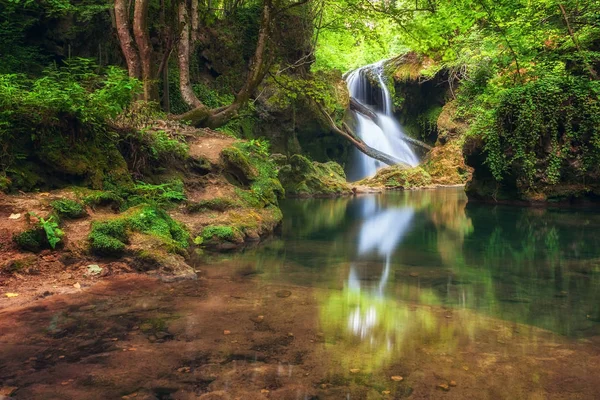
xmin=221 ymin=147 xmax=258 ymax=186
xmin=88 ymin=205 xmax=189 ymax=257
xmin=278 ymin=154 xmax=352 ymax=197
xmin=221 ymin=142 xmax=284 ymax=208
xmin=361 ymin=165 xmax=432 ymax=189
xmin=129 ymin=234 xmax=196 ymax=282
xmin=464 ymin=76 xmax=600 ymax=204
xmin=13 ymin=228 xmax=48 ymax=253
xmin=196 ymin=206 xmax=282 ymax=250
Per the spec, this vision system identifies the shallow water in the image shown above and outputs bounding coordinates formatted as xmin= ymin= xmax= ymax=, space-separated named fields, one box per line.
xmin=263 ymin=188 xmax=600 ymax=337
xmin=1 ymin=188 xmax=600 ymax=399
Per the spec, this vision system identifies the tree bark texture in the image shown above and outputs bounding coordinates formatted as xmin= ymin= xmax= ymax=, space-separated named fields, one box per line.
xmin=178 ymin=1 xmax=203 ymax=108
xmin=176 ymin=0 xmax=274 ymax=128
xmin=133 ymin=0 xmax=157 ymax=101
xmin=114 ymin=0 xmax=141 ymax=79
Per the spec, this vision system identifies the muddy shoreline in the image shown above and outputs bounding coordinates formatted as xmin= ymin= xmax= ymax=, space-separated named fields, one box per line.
xmin=1 ymin=263 xmax=599 ymax=399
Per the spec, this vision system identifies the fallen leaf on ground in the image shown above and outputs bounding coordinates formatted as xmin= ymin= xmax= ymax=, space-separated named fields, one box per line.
xmin=73 ymin=283 xmax=81 ymax=289
xmin=5 ymin=293 xmax=19 ymax=298
xmin=8 ymin=213 xmax=21 ymax=220
xmin=0 ymin=386 xmax=18 ymax=396
xmin=391 ymin=376 xmax=404 ymax=382
xmin=350 ymin=368 xmax=360 ymax=374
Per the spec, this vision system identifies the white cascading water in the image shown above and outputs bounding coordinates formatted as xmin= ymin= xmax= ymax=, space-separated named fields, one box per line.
xmin=346 ymin=61 xmax=419 ymax=180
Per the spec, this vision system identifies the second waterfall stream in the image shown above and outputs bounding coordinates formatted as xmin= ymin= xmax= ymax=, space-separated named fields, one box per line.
xmin=346 ymin=61 xmax=419 ymax=180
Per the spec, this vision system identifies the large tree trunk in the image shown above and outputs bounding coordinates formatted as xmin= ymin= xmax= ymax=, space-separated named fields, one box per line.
xmin=114 ymin=0 xmax=141 ymax=79
xmin=176 ymin=0 xmax=274 ymax=128
xmin=191 ymin=0 xmax=199 ymax=42
xmin=133 ymin=0 xmax=156 ymax=101
xmin=177 ymin=1 xmax=202 ymax=108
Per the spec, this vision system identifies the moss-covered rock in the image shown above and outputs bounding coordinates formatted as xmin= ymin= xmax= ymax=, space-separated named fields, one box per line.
xmin=361 ymin=166 xmax=432 ymax=189
xmin=278 ymin=154 xmax=352 ymax=197
xmin=222 ymin=142 xmax=284 ymax=207
xmin=51 ymin=199 xmax=87 ymax=219
xmin=384 ymin=52 xmax=449 ymax=143
xmin=89 ymin=205 xmax=189 ymax=257
xmin=422 ymin=141 xmax=472 ymax=185
xmin=129 ymin=234 xmax=196 ymax=282
xmin=195 ymin=206 xmax=283 ymax=250
xmin=221 ymin=146 xmax=258 ymax=186
xmin=463 ymin=76 xmax=600 ymax=204
xmin=13 ymin=228 xmax=48 ymax=253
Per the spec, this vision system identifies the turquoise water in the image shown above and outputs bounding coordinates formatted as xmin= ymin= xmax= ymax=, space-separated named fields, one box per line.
xmin=218 ymin=188 xmax=600 ymax=338
xmin=2 ymin=188 xmax=599 ymax=399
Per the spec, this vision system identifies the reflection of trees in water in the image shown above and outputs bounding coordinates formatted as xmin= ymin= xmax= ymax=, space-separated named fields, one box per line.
xmin=459 ymin=205 xmax=600 ymax=335
xmin=209 ymin=190 xmax=600 ymax=339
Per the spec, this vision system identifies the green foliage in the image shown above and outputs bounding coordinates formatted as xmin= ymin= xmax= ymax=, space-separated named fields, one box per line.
xmin=89 ymin=205 xmax=190 ymax=256
xmin=0 ymin=59 xmax=139 ymax=187
xmin=127 ymin=180 xmax=186 ymax=208
xmin=16 ymin=212 xmax=65 ymax=250
xmin=82 ymin=179 xmax=185 ymax=211
xmin=473 ymin=75 xmax=600 ymax=188
xmin=51 ymin=199 xmax=86 ymax=219
xmin=265 ymin=71 xmax=347 ymax=124
xmin=82 ymin=190 xmax=125 ymax=209
xmin=313 ymin=0 xmax=406 ymax=71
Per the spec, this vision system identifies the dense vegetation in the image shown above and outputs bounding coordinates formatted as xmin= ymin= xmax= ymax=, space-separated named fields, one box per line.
xmin=1 ymin=0 xmax=599 ymax=199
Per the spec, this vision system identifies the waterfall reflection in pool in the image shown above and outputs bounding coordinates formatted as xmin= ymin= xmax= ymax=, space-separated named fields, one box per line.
xmin=1 ymin=188 xmax=599 ymax=399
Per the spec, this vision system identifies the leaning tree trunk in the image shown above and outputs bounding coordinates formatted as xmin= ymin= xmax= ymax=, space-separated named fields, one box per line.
xmin=349 ymin=98 xmax=432 ymax=151
xmin=314 ymin=101 xmax=412 ymax=168
xmin=114 ymin=0 xmax=141 ymax=79
xmin=133 ymin=0 xmax=156 ymax=101
xmin=177 ymin=1 xmax=203 ymax=109
xmin=176 ymin=0 xmax=274 ymax=128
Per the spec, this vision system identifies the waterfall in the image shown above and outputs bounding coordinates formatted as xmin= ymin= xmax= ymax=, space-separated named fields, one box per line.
xmin=346 ymin=61 xmax=419 ymax=180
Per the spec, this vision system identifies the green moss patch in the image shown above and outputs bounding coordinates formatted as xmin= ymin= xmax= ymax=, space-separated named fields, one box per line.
xmin=13 ymin=229 xmax=48 ymax=252
xmin=363 ymin=166 xmax=432 ymax=189
xmin=89 ymin=205 xmax=189 ymax=256
xmin=51 ymin=199 xmax=87 ymax=219
xmin=222 ymin=141 xmax=284 ymax=208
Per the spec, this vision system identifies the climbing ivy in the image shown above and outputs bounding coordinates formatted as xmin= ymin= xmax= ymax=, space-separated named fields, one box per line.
xmin=475 ymin=76 xmax=600 ymax=188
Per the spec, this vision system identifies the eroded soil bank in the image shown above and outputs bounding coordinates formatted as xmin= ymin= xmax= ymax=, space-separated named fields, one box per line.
xmin=1 ymin=263 xmax=599 ymax=400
